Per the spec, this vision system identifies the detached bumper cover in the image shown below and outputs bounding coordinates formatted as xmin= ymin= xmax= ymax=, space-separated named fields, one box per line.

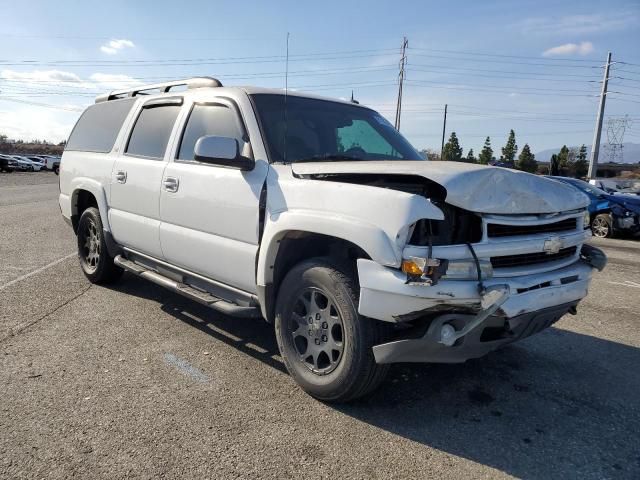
xmin=372 ymin=301 xmax=577 ymax=364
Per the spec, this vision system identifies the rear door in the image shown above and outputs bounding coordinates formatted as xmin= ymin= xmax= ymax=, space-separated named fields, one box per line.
xmin=109 ymin=97 xmax=184 ymax=258
xmin=159 ymin=96 xmax=268 ymax=293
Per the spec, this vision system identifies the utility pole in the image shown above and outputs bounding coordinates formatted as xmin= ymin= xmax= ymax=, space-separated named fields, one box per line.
xmin=394 ymin=36 xmax=408 ymax=131
xmin=440 ymin=104 xmax=448 ymax=160
xmin=588 ymin=52 xmax=612 ymax=180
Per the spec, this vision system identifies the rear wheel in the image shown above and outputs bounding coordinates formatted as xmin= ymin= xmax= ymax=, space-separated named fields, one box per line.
xmin=591 ymin=213 xmax=613 ymax=238
xmin=77 ymin=207 xmax=123 ymax=284
xmin=275 ymin=258 xmax=389 ymax=402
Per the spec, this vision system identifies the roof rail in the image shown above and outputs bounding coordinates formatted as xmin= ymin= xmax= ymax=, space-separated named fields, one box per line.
xmin=95 ymin=77 xmax=223 ymax=103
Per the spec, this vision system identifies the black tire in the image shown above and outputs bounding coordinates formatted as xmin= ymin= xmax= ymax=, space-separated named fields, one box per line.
xmin=275 ymin=258 xmax=389 ymax=402
xmin=591 ymin=213 xmax=613 ymax=238
xmin=77 ymin=207 xmax=123 ymax=284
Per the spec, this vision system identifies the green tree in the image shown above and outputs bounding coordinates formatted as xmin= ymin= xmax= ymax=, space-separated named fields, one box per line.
xmin=573 ymin=144 xmax=588 ymax=178
xmin=501 ymin=129 xmax=518 ymax=166
xmin=550 ymin=154 xmax=560 ymax=176
xmin=442 ymin=132 xmax=463 ymax=162
xmin=478 ymin=136 xmax=493 ymax=164
xmin=465 ymin=148 xmax=476 ymax=163
xmin=516 ymin=143 xmax=537 ymax=173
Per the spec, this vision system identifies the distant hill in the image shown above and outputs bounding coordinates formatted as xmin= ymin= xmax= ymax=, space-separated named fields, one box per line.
xmin=535 ymin=143 xmax=640 ymax=164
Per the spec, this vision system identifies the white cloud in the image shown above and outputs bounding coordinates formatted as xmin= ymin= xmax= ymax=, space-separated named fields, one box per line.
xmin=89 ymin=73 xmax=141 ymax=90
xmin=543 ymin=41 xmax=594 ymax=57
xmin=1 ymin=69 xmax=84 ymax=84
xmin=0 ymin=106 xmax=78 ymax=143
xmin=519 ymin=12 xmax=637 ymax=35
xmin=100 ymin=39 xmax=135 ymax=55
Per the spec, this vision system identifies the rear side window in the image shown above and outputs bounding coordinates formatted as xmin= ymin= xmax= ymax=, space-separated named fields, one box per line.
xmin=126 ymin=104 xmax=181 ymax=159
xmin=177 ymin=104 xmax=243 ymax=161
xmin=66 ymin=98 xmax=135 ymax=153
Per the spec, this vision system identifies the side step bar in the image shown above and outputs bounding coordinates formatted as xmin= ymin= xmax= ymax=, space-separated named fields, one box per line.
xmin=114 ymin=255 xmax=261 ymax=318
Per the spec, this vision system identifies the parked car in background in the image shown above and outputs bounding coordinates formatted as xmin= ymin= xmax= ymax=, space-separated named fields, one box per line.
xmin=36 ymin=155 xmax=61 ymax=171
xmin=590 ymin=178 xmax=640 ymax=196
xmin=550 ymin=176 xmax=640 ymax=238
xmin=0 ymin=154 xmax=17 ymax=172
xmin=9 ymin=155 xmax=37 ymax=171
xmin=26 ymin=156 xmax=46 ymax=170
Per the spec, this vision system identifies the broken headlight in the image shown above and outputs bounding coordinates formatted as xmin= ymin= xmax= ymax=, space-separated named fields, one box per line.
xmin=402 ymin=257 xmax=493 ymax=284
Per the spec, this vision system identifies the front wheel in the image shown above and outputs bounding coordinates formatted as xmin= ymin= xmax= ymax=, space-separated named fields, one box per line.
xmin=77 ymin=207 xmax=123 ymax=284
xmin=591 ymin=213 xmax=613 ymax=238
xmin=275 ymin=258 xmax=389 ymax=402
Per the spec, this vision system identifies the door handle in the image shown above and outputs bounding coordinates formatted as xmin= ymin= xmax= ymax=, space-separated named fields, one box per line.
xmin=115 ymin=170 xmax=127 ymax=184
xmin=163 ymin=177 xmax=179 ymax=193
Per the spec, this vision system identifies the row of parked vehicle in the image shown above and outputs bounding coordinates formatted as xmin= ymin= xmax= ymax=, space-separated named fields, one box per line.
xmin=549 ymin=176 xmax=640 ymax=238
xmin=0 ymin=154 xmax=61 ymax=174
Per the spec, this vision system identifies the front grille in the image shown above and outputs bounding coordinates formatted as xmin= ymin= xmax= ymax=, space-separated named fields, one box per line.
xmin=490 ymin=246 xmax=577 ymax=269
xmin=487 ymin=218 xmax=577 ymax=238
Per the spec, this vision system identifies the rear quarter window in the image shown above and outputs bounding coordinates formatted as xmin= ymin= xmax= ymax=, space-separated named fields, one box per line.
xmin=66 ymin=98 xmax=136 ymax=153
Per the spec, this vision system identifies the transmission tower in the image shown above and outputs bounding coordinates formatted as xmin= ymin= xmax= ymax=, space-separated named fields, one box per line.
xmin=603 ymin=115 xmax=632 ymax=164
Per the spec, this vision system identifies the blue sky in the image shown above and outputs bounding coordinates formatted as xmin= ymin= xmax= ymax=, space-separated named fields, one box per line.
xmin=0 ymin=0 xmax=639 ymax=155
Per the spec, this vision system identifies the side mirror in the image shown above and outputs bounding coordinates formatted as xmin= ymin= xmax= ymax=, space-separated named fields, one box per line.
xmin=193 ymin=136 xmax=254 ymax=171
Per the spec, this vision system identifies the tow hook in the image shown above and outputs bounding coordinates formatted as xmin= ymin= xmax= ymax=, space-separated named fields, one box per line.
xmin=439 ymin=285 xmax=511 ymax=346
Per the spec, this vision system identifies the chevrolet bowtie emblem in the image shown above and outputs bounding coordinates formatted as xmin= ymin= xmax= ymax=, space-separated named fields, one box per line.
xmin=543 ymin=236 xmax=564 ymax=255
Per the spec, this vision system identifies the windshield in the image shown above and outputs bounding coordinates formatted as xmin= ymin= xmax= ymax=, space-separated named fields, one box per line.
xmin=250 ymin=94 xmax=421 ymax=163
xmin=560 ymin=178 xmax=608 ymax=197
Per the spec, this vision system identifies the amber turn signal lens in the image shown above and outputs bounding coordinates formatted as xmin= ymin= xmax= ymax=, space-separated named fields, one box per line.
xmin=401 ymin=259 xmax=424 ymax=276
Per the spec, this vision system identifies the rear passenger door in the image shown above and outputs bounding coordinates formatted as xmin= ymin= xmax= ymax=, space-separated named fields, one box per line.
xmin=159 ymin=98 xmax=268 ymax=294
xmin=109 ymin=97 xmax=183 ymax=258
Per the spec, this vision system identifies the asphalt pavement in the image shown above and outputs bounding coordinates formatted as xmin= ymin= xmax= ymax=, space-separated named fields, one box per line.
xmin=1 ymin=171 xmax=639 ymax=479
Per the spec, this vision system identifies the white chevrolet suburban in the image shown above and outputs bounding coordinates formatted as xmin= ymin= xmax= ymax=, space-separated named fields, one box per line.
xmin=59 ymin=77 xmax=606 ymax=402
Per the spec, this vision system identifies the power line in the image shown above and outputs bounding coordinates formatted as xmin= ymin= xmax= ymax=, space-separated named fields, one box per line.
xmin=408 ymin=46 xmax=604 ymax=63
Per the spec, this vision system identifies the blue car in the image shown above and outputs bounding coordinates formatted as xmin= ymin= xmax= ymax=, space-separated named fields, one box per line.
xmin=549 ymin=176 xmax=640 ymax=238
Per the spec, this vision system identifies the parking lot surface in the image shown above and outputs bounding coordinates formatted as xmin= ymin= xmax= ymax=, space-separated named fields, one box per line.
xmin=1 ymin=172 xmax=639 ymax=479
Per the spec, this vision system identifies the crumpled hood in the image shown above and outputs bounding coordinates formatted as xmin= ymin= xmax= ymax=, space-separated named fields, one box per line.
xmin=606 ymin=193 xmax=640 ymax=214
xmin=292 ymin=161 xmax=589 ymax=214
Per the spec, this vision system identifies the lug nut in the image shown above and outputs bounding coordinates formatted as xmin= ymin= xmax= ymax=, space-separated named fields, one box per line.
xmin=321 ymin=335 xmax=327 ymax=342
xmin=308 ymin=317 xmax=313 ymax=324
xmin=308 ymin=330 xmax=313 ymax=336
xmin=321 ymin=322 xmax=328 ymax=329
xmin=316 ymin=313 xmax=321 ymax=320
xmin=315 ymin=338 xmax=320 ymax=345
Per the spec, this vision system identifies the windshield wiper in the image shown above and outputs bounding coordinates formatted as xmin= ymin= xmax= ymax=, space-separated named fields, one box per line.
xmin=294 ymin=154 xmax=364 ymax=163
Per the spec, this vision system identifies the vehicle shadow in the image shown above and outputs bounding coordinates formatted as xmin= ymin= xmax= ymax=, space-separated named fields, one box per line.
xmin=109 ymin=274 xmax=640 ymax=479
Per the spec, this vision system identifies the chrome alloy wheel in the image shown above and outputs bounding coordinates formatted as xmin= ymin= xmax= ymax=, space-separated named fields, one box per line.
xmin=289 ymin=288 xmax=345 ymax=375
xmin=592 ymin=216 xmax=610 ymax=238
xmin=81 ymin=219 xmax=101 ymax=272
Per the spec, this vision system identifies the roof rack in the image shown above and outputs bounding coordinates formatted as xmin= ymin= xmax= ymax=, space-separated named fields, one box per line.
xmin=95 ymin=77 xmax=223 ymax=103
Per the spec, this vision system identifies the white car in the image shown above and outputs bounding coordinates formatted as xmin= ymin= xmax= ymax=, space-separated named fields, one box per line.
xmin=10 ymin=155 xmax=40 ymax=171
xmin=58 ymin=77 xmax=606 ymax=402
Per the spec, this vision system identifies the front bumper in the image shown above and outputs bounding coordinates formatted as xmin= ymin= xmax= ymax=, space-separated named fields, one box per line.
xmin=358 ymin=247 xmax=604 ymax=364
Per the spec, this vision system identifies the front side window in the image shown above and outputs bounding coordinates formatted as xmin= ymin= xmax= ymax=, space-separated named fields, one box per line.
xmin=250 ymin=94 xmax=420 ymax=163
xmin=177 ymin=104 xmax=243 ymax=161
xmin=126 ymin=104 xmax=181 ymax=159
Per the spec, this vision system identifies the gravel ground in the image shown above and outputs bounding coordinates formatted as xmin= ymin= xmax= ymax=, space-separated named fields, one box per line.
xmin=1 ymin=171 xmax=639 ymax=479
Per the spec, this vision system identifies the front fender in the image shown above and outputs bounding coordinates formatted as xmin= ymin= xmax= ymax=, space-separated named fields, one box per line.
xmin=69 ymin=177 xmax=111 ymax=231
xmin=257 ymin=210 xmax=398 ymax=287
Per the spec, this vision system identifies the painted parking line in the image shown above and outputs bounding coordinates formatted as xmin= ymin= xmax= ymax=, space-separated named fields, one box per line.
xmin=0 ymin=252 xmax=76 ymax=291
xmin=163 ymin=353 xmax=209 ymax=383
xmin=608 ymin=280 xmax=640 ymax=289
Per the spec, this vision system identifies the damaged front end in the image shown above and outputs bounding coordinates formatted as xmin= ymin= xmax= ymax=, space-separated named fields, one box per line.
xmin=292 ymin=163 xmax=605 ymax=364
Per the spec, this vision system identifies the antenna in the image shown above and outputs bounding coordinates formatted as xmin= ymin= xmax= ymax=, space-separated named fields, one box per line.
xmin=283 ymin=32 xmax=290 ymax=163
